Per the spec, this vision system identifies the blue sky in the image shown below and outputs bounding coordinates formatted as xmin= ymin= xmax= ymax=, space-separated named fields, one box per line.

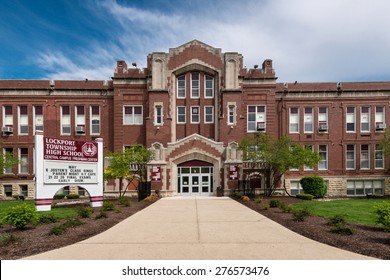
xmin=1 ymin=0 xmax=390 ymax=82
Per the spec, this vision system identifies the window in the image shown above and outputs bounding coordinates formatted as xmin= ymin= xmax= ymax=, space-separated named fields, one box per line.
xmin=90 ymin=106 xmax=100 ymax=135
xmin=18 ymin=105 xmax=28 ymax=135
xmin=375 ymin=106 xmax=385 ymax=130
xmin=123 ymin=106 xmax=143 ymax=125
xmin=361 ymin=107 xmax=370 ymax=132
xmin=61 ymin=105 xmax=71 ymax=135
xmin=19 ymin=185 xmax=28 ymax=197
xmin=304 ymin=107 xmax=313 ymax=133
xmin=347 ymin=180 xmax=384 ymax=196
xmin=154 ymin=105 xmax=163 ymax=126
xmin=205 ymin=75 xmax=214 ymax=98
xmin=19 ymin=148 xmax=28 ymax=174
xmin=346 ymin=144 xmax=356 ymax=170
xmin=177 ymin=75 xmax=186 ymax=98
xmin=33 ymin=105 xmax=43 ymax=133
xmin=247 ymin=105 xmax=266 ymax=132
xmin=3 ymin=105 xmax=13 ymax=130
xmin=75 ymin=105 xmax=85 ymax=133
xmin=204 ymin=106 xmax=214 ymax=124
xmin=4 ymin=185 xmax=12 ymax=197
xmin=375 ymin=144 xmax=384 ymax=169
xmin=228 ymin=104 xmax=236 ymax=125
xmin=290 ymin=181 xmax=304 ymax=196
xmin=360 ymin=144 xmax=370 ymax=170
xmin=177 ymin=106 xmax=186 ymax=123
xmin=289 ymin=107 xmax=299 ymax=133
xmin=318 ymin=107 xmax=328 ymax=132
xmin=304 ymin=144 xmax=314 ymax=171
xmin=346 ymin=107 xmax=356 ymax=132
xmin=318 ymin=145 xmax=328 ymax=170
xmin=191 ymin=73 xmax=199 ymax=98
xmin=3 ymin=148 xmax=13 ymax=174
xmin=191 ymin=106 xmax=200 ymax=123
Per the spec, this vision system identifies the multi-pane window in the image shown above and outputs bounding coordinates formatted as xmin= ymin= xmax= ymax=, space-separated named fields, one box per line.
xmin=177 ymin=106 xmax=186 ymax=123
xmin=3 ymin=148 xmax=13 ymax=174
xmin=304 ymin=144 xmax=314 ymax=171
xmin=346 ymin=144 xmax=356 ymax=170
xmin=347 ymin=180 xmax=384 ymax=196
xmin=191 ymin=73 xmax=199 ymax=98
xmin=191 ymin=106 xmax=200 ymax=123
xmin=361 ymin=106 xmax=370 ymax=132
xmin=34 ymin=105 xmax=43 ymax=133
xmin=290 ymin=181 xmax=304 ymax=195
xmin=75 ymin=105 xmax=85 ymax=134
xmin=304 ymin=107 xmax=314 ymax=133
xmin=61 ymin=105 xmax=71 ymax=135
xmin=90 ymin=105 xmax=100 ymax=135
xmin=4 ymin=185 xmax=12 ymax=197
xmin=375 ymin=144 xmax=384 ymax=169
xmin=318 ymin=144 xmax=328 ymax=170
xmin=289 ymin=108 xmax=299 ymax=133
xmin=19 ymin=185 xmax=28 ymax=197
xmin=228 ymin=105 xmax=236 ymax=125
xmin=205 ymin=75 xmax=214 ymax=98
xmin=123 ymin=106 xmax=143 ymax=125
xmin=318 ymin=107 xmax=328 ymax=132
xmin=18 ymin=105 xmax=28 ymax=135
xmin=19 ymin=148 xmax=28 ymax=174
xmin=375 ymin=106 xmax=386 ymax=130
xmin=177 ymin=75 xmax=186 ymax=98
xmin=204 ymin=106 xmax=214 ymax=124
xmin=247 ymin=105 xmax=266 ymax=132
xmin=3 ymin=105 xmax=13 ymax=131
xmin=346 ymin=107 xmax=356 ymax=132
xmin=360 ymin=144 xmax=370 ymax=170
xmin=154 ymin=105 xmax=163 ymax=126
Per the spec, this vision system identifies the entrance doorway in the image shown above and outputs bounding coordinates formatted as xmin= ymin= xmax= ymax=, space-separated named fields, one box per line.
xmin=177 ymin=160 xmax=213 ymax=196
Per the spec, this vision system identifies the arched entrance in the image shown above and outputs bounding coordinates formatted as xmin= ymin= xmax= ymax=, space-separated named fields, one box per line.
xmin=177 ymin=160 xmax=214 ymax=196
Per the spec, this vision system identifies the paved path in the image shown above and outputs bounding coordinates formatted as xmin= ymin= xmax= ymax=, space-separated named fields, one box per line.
xmin=24 ymin=197 xmax=375 ymax=260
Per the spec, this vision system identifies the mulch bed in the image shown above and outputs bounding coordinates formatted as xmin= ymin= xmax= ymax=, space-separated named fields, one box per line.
xmin=0 ymin=198 xmax=156 ymax=260
xmin=237 ymin=196 xmax=390 ymax=260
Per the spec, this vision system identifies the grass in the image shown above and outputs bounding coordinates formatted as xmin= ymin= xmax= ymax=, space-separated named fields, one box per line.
xmin=292 ymin=198 xmax=390 ymax=225
xmin=0 ymin=200 xmax=79 ymax=221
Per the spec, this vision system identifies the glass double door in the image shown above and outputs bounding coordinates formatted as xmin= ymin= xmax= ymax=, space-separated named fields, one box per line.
xmin=178 ymin=167 xmax=213 ymax=196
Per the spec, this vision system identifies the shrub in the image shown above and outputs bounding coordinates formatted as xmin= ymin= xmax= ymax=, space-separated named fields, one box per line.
xmin=77 ymin=206 xmax=94 ymax=218
xmin=49 ymin=219 xmax=84 ymax=235
xmin=2 ymin=204 xmax=38 ymax=230
xmin=49 ymin=225 xmax=66 ymax=235
xmin=63 ymin=218 xmax=84 ymax=228
xmin=102 ymin=201 xmax=115 ymax=211
xmin=269 ymin=199 xmax=281 ymax=208
xmin=118 ymin=196 xmax=131 ymax=207
xmin=292 ymin=207 xmax=311 ymax=222
xmin=66 ymin=194 xmax=80 ymax=199
xmin=262 ymin=204 xmax=270 ymax=210
xmin=327 ymin=214 xmax=347 ymax=227
xmin=53 ymin=194 xmax=66 ymax=200
xmin=295 ymin=193 xmax=314 ymax=200
xmin=300 ymin=176 xmax=327 ymax=198
xmin=254 ymin=197 xmax=263 ymax=204
xmin=234 ymin=192 xmax=243 ymax=199
xmin=241 ymin=195 xmax=250 ymax=202
xmin=38 ymin=213 xmax=58 ymax=224
xmin=144 ymin=193 xmax=159 ymax=202
xmin=95 ymin=211 xmax=108 ymax=219
xmin=373 ymin=202 xmax=390 ymax=232
xmin=278 ymin=202 xmax=293 ymax=213
xmin=0 ymin=234 xmax=20 ymax=245
xmin=330 ymin=226 xmax=355 ymax=235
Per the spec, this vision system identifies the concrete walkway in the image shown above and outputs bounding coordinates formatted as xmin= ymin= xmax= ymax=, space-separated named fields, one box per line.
xmin=24 ymin=197 xmax=375 ymax=260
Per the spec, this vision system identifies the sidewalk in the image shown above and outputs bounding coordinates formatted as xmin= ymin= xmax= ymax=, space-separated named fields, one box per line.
xmin=24 ymin=197 xmax=375 ymax=260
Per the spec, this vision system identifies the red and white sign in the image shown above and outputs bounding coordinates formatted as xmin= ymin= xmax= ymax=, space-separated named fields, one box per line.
xmin=44 ymin=137 xmax=98 ymax=162
xmin=152 ymin=166 xmax=161 ymax=181
xmin=229 ymin=165 xmax=238 ymax=180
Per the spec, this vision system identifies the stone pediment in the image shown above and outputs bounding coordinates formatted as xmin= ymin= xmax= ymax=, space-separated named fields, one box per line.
xmin=169 ymin=40 xmax=222 ymax=56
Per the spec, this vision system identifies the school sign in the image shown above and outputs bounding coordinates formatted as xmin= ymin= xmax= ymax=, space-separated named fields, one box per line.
xmin=35 ymin=131 xmax=104 ymax=211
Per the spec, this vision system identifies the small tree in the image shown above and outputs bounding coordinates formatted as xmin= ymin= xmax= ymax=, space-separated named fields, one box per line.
xmin=0 ymin=150 xmax=18 ymax=177
xmin=300 ymin=176 xmax=327 ymax=198
xmin=240 ymin=133 xmax=320 ymax=196
xmin=104 ymin=145 xmax=153 ymax=197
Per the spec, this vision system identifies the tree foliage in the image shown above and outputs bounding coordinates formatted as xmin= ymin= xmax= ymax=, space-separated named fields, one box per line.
xmin=239 ymin=133 xmax=321 ymax=196
xmin=104 ymin=145 xmax=153 ymax=197
xmin=0 ymin=150 xmax=17 ymax=177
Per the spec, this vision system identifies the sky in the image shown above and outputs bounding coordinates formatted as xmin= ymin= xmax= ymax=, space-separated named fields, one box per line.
xmin=1 ymin=0 xmax=390 ymax=83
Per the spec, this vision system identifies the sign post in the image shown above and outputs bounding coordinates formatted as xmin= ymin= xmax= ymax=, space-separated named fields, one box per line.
xmin=34 ymin=131 xmax=104 ymax=211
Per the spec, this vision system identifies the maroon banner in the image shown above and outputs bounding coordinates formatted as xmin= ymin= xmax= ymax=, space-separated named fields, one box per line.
xmin=44 ymin=137 xmax=98 ymax=162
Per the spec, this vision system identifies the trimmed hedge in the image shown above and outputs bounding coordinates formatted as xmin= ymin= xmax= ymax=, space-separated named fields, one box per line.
xmin=300 ymin=176 xmax=327 ymax=198
xmin=296 ymin=193 xmax=314 ymax=200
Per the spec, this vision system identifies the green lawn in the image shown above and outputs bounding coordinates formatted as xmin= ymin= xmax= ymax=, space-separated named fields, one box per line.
xmin=291 ymin=198 xmax=390 ymax=225
xmin=0 ymin=200 xmax=78 ymax=220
